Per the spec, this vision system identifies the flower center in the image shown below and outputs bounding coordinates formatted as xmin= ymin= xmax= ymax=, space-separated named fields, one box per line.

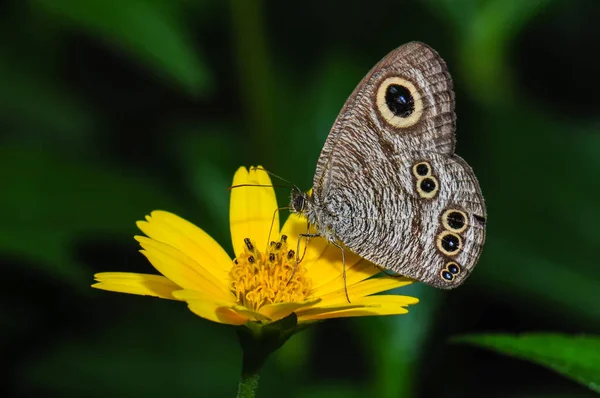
xmin=229 ymin=234 xmax=312 ymax=311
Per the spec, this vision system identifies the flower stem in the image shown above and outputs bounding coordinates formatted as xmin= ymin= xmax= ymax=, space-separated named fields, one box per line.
xmin=235 ymin=313 xmax=306 ymax=398
xmin=237 ymin=369 xmax=260 ymax=398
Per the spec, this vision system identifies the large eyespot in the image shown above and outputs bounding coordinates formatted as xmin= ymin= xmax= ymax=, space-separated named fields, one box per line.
xmin=440 ymin=269 xmax=454 ymax=281
xmin=436 ymin=231 xmax=463 ymax=256
xmin=442 ymin=209 xmax=468 ymax=233
xmin=376 ymin=77 xmax=423 ymax=128
xmin=446 ymin=261 xmax=461 ymax=275
xmin=412 ymin=161 xmax=431 ymax=177
xmin=416 ymin=176 xmax=439 ymax=199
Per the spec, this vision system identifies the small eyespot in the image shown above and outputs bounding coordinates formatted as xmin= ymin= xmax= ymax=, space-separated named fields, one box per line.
xmin=446 ymin=262 xmax=461 ymax=275
xmin=376 ymin=77 xmax=423 ymax=128
xmin=440 ymin=269 xmax=454 ymax=281
xmin=416 ymin=176 xmax=439 ymax=199
xmin=436 ymin=231 xmax=463 ymax=256
xmin=420 ymin=178 xmax=436 ymax=193
xmin=442 ymin=209 xmax=468 ymax=233
xmin=412 ymin=162 xmax=431 ymax=177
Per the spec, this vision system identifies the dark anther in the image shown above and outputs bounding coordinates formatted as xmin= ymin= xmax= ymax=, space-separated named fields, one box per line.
xmin=441 ymin=270 xmax=454 ymax=281
xmin=244 ymin=238 xmax=253 ymax=251
xmin=447 ymin=211 xmax=466 ymax=230
xmin=281 ymin=235 xmax=288 ymax=242
xmin=385 ymin=84 xmax=415 ymax=118
xmin=275 ymin=242 xmax=282 ymax=249
xmin=270 ymin=241 xmax=275 ymax=246
xmin=234 ymin=259 xmax=238 ymax=265
xmin=248 ymin=255 xmax=255 ymax=263
xmin=415 ymin=163 xmax=429 ymax=176
xmin=420 ymin=178 xmax=436 ymax=193
xmin=447 ymin=262 xmax=461 ymax=274
xmin=441 ymin=234 xmax=460 ymax=253
xmin=269 ymin=253 xmax=275 ymax=262
xmin=287 ymin=250 xmax=295 ymax=259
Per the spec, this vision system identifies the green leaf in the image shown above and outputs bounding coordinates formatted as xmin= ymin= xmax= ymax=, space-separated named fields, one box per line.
xmin=0 ymin=50 xmax=96 ymax=142
xmin=18 ymin=301 xmax=241 ymax=398
xmin=0 ymin=144 xmax=181 ymax=288
xmin=33 ymin=0 xmax=211 ymax=95
xmin=452 ymin=333 xmax=600 ymax=393
xmin=358 ymin=285 xmax=440 ymax=398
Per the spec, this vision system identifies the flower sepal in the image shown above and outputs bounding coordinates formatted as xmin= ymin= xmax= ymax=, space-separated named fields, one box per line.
xmin=237 ymin=312 xmax=313 ymax=376
xmin=236 ymin=313 xmax=316 ymax=397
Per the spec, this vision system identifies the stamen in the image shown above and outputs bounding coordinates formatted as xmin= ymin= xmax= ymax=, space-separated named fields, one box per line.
xmin=229 ymin=236 xmax=312 ymax=311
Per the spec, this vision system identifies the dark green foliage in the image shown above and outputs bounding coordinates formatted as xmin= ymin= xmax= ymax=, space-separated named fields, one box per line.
xmin=2 ymin=0 xmax=600 ymax=397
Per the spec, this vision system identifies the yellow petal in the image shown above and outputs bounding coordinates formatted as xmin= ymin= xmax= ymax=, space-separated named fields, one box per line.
xmin=281 ymin=214 xmax=367 ymax=286
xmin=259 ymin=298 xmax=321 ymax=321
xmin=92 ymin=272 xmax=182 ymax=300
xmin=232 ymin=305 xmax=272 ymax=322
xmin=311 ymin=259 xmax=382 ymax=298
xmin=137 ymin=237 xmax=232 ymax=301
xmin=297 ymin=295 xmax=417 ymax=321
xmin=230 ymin=166 xmax=280 ymax=257
xmin=137 ymin=210 xmax=231 ymax=280
xmin=317 ymin=277 xmax=413 ymax=307
xmin=173 ymin=290 xmax=246 ymax=325
xmin=299 ymin=306 xmax=409 ymax=321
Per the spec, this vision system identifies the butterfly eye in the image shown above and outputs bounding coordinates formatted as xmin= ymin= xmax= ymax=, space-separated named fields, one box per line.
xmin=376 ymin=76 xmax=423 ymax=128
xmin=412 ymin=162 xmax=431 ymax=177
xmin=436 ymin=231 xmax=462 ymax=256
xmin=416 ymin=176 xmax=439 ymax=199
xmin=292 ymin=193 xmax=306 ymax=212
xmin=441 ymin=209 xmax=468 ymax=233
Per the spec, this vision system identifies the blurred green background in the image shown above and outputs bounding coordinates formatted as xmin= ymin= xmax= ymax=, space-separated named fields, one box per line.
xmin=2 ymin=0 xmax=599 ymax=397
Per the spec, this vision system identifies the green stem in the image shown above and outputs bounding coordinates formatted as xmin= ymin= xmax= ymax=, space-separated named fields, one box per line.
xmin=237 ymin=370 xmax=260 ymax=398
xmin=234 ymin=314 xmax=306 ymax=397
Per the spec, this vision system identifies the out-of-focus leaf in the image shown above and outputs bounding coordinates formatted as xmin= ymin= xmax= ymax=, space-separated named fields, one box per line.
xmin=173 ymin=125 xmax=238 ymax=250
xmin=452 ymin=333 xmax=600 ymax=393
xmin=359 ymin=285 xmax=440 ymax=398
xmin=18 ymin=300 xmax=240 ymax=398
xmin=472 ymin=105 xmax=600 ymax=326
xmin=0 ymin=50 xmax=96 ymax=142
xmin=425 ymin=0 xmax=555 ymax=104
xmin=33 ymin=0 xmax=211 ymax=95
xmin=0 ymin=144 xmax=181 ymax=287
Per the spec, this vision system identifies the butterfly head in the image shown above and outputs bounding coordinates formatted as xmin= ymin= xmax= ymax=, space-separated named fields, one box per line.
xmin=290 ymin=189 xmax=309 ymax=214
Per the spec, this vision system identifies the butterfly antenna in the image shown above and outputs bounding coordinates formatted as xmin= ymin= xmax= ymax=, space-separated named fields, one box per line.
xmin=228 ymin=183 xmax=291 ymax=190
xmin=253 ymin=167 xmax=299 ymax=190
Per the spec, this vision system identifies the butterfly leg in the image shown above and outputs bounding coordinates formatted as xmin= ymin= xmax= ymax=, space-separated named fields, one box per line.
xmin=287 ymin=232 xmax=320 ymax=285
xmin=330 ymin=240 xmax=351 ymax=304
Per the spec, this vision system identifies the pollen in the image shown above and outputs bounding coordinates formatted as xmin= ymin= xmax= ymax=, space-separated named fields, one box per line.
xmin=229 ymin=235 xmax=312 ymax=311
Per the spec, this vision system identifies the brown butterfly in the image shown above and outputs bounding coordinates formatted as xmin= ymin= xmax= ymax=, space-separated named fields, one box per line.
xmin=291 ymin=41 xmax=486 ymax=288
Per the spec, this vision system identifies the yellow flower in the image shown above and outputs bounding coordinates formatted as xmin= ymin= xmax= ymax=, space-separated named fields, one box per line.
xmin=92 ymin=166 xmax=418 ymax=325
